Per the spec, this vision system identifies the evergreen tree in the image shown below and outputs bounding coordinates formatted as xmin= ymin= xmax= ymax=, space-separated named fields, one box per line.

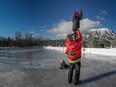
xmin=89 ymin=37 xmax=100 ymax=48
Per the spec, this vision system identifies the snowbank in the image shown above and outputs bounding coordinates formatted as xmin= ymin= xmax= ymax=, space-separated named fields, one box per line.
xmin=83 ymin=48 xmax=116 ymax=56
xmin=44 ymin=46 xmax=116 ymax=56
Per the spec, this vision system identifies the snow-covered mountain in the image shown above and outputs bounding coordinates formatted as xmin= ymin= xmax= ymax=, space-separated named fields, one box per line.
xmin=82 ymin=28 xmax=116 ymax=47
xmin=83 ymin=28 xmax=116 ymax=40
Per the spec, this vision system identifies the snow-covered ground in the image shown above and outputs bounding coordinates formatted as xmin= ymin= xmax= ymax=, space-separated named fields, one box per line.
xmin=44 ymin=46 xmax=116 ymax=56
xmin=83 ymin=48 xmax=116 ymax=56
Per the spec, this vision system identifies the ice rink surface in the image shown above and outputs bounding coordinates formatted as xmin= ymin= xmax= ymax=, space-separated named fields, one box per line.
xmin=0 ymin=47 xmax=116 ymax=87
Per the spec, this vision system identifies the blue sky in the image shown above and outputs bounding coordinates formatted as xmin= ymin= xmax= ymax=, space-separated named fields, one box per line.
xmin=0 ymin=0 xmax=116 ymax=39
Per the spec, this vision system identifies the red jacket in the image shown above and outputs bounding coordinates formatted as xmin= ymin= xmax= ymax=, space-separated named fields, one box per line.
xmin=65 ymin=32 xmax=82 ymax=60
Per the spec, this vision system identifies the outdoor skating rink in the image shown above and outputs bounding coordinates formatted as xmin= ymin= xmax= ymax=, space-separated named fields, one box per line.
xmin=0 ymin=47 xmax=116 ymax=87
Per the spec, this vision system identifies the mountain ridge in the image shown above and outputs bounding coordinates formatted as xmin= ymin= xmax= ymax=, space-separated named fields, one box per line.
xmin=82 ymin=28 xmax=115 ymax=40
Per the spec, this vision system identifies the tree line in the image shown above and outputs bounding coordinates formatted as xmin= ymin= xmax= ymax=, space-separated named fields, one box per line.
xmin=0 ymin=31 xmax=66 ymax=47
xmin=0 ymin=31 xmax=45 ymax=47
xmin=0 ymin=31 xmax=113 ymax=48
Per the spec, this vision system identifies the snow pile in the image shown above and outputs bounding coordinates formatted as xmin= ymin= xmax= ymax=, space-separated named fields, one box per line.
xmin=83 ymin=48 xmax=116 ymax=56
xmin=44 ymin=46 xmax=116 ymax=56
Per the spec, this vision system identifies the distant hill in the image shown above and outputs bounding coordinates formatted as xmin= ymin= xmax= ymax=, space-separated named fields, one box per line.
xmin=83 ymin=28 xmax=115 ymax=39
xmin=82 ymin=28 xmax=116 ymax=47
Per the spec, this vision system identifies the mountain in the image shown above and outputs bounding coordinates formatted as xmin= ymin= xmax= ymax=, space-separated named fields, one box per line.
xmin=83 ymin=28 xmax=115 ymax=40
xmin=82 ymin=28 xmax=116 ymax=47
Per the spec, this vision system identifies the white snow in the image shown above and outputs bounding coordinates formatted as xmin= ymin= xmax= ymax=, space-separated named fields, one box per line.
xmin=44 ymin=46 xmax=116 ymax=56
xmin=83 ymin=48 xmax=116 ymax=56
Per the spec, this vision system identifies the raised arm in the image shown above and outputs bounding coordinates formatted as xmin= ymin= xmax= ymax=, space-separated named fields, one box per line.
xmin=79 ymin=9 xmax=83 ymax=19
xmin=76 ymin=30 xmax=82 ymax=41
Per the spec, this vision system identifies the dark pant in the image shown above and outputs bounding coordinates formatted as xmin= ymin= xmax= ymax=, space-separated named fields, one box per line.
xmin=68 ymin=62 xmax=81 ymax=83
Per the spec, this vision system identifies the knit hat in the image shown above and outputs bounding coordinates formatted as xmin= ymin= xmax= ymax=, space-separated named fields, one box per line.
xmin=74 ymin=12 xmax=79 ymax=17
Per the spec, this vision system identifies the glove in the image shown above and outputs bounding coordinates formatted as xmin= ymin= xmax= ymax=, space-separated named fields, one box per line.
xmin=64 ymin=52 xmax=69 ymax=58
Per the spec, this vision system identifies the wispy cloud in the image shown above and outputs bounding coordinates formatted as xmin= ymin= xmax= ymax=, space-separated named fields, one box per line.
xmin=48 ymin=18 xmax=101 ymax=38
xmin=28 ymin=32 xmax=40 ymax=38
xmin=96 ymin=16 xmax=105 ymax=21
xmin=100 ymin=10 xmax=108 ymax=15
xmin=39 ymin=25 xmax=49 ymax=33
xmin=39 ymin=25 xmax=48 ymax=29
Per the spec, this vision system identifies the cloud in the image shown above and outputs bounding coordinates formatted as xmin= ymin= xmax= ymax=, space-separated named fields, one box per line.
xmin=28 ymin=32 xmax=40 ymax=38
xmin=40 ymin=25 xmax=48 ymax=29
xmin=96 ymin=16 xmax=105 ymax=21
xmin=48 ymin=20 xmax=72 ymax=37
xmin=100 ymin=10 xmax=108 ymax=15
xmin=48 ymin=18 xmax=101 ymax=38
xmin=80 ymin=18 xmax=101 ymax=31
xmin=91 ymin=28 xmax=111 ymax=31
xmin=96 ymin=10 xmax=107 ymax=21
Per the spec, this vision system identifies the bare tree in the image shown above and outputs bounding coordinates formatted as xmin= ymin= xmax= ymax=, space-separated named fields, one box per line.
xmin=25 ymin=33 xmax=33 ymax=47
xmin=15 ymin=31 xmax=22 ymax=40
xmin=15 ymin=31 xmax=23 ymax=47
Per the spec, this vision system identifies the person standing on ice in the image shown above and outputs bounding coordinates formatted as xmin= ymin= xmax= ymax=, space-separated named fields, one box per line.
xmin=64 ymin=30 xmax=82 ymax=85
